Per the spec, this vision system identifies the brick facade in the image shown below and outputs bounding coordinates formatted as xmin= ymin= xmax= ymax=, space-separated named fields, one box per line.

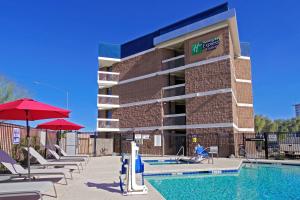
xmin=186 ymin=93 xmax=233 ymax=125
xmin=113 ymin=103 xmax=162 ymax=128
xmin=113 ymin=75 xmax=168 ymax=104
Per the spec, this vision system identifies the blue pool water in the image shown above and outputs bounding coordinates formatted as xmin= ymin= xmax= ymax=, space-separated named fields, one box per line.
xmin=146 ymin=164 xmax=300 ymax=200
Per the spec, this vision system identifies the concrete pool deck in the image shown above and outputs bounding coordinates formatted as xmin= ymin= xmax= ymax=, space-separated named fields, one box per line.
xmin=41 ymin=156 xmax=244 ymax=200
xmin=37 ymin=156 xmax=300 ymax=200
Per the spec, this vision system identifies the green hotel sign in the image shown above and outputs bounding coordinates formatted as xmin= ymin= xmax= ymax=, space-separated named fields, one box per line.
xmin=192 ymin=37 xmax=220 ymax=55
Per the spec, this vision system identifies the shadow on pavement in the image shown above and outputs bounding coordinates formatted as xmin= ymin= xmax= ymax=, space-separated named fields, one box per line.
xmin=86 ymin=181 xmax=122 ymax=194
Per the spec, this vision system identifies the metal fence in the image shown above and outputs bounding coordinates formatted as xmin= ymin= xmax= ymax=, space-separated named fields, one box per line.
xmin=238 ymin=132 xmax=300 ymax=160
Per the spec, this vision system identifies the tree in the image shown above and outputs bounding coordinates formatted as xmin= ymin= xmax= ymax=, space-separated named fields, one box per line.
xmin=0 ymin=75 xmax=29 ymax=104
xmin=255 ymin=114 xmax=300 ymax=133
xmin=254 ymin=115 xmax=266 ymax=133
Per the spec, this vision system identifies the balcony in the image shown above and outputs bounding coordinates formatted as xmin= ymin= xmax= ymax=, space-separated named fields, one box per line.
xmin=240 ymin=42 xmax=250 ymax=57
xmin=163 ymin=114 xmax=186 ymax=126
xmin=98 ymin=71 xmax=119 ymax=88
xmin=162 ymin=84 xmax=185 ymax=98
xmin=162 ymin=55 xmax=185 ymax=71
xmin=97 ymin=118 xmax=119 ymax=132
xmin=97 ymin=94 xmax=120 ymax=110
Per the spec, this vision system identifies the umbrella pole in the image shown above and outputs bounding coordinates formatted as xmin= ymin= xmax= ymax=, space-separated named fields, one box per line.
xmin=44 ymin=129 xmax=48 ymax=158
xmin=25 ymin=111 xmax=31 ymax=181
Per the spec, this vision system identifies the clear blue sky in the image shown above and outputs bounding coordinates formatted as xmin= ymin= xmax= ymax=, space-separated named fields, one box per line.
xmin=1 ymin=0 xmax=300 ymax=131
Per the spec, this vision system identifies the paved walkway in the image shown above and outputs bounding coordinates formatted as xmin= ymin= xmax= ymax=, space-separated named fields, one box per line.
xmin=44 ymin=156 xmax=164 ymax=200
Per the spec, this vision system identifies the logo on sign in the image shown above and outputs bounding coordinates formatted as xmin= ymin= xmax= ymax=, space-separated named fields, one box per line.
xmin=192 ymin=37 xmax=220 ymax=55
xmin=13 ymin=128 xmax=21 ymax=144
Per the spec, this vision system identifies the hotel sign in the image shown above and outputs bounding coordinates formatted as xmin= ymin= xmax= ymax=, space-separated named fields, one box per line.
xmin=192 ymin=37 xmax=220 ymax=55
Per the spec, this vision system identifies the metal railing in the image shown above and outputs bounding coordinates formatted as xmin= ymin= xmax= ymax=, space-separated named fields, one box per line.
xmin=161 ymin=55 xmax=185 ymax=71
xmin=98 ymin=71 xmax=119 ymax=82
xmin=175 ymin=146 xmax=185 ymax=161
xmin=239 ymin=132 xmax=300 ymax=160
xmin=97 ymin=118 xmax=119 ymax=129
xmin=163 ymin=114 xmax=186 ymax=126
xmin=162 ymin=84 xmax=185 ymax=98
xmin=98 ymin=95 xmax=119 ymax=105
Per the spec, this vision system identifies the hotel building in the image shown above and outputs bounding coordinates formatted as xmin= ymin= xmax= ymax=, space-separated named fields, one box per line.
xmin=97 ymin=3 xmax=254 ymax=157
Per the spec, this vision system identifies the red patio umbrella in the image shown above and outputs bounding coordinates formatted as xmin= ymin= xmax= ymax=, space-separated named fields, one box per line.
xmin=0 ymin=98 xmax=70 ymax=179
xmin=36 ymin=119 xmax=84 ymax=130
xmin=36 ymin=119 xmax=84 ymax=155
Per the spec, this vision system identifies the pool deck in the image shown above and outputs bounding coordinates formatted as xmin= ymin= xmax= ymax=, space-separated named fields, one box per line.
xmin=41 ymin=156 xmax=243 ymax=200
xmin=37 ymin=156 xmax=300 ymax=200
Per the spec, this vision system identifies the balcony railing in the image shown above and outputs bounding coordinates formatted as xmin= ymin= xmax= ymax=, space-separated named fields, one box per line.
xmin=98 ymin=94 xmax=119 ymax=104
xmin=161 ymin=55 xmax=185 ymax=71
xmin=98 ymin=71 xmax=119 ymax=88
xmin=97 ymin=118 xmax=119 ymax=131
xmin=97 ymin=94 xmax=119 ymax=110
xmin=240 ymin=42 xmax=250 ymax=57
xmin=162 ymin=84 xmax=185 ymax=98
xmin=163 ymin=114 xmax=186 ymax=126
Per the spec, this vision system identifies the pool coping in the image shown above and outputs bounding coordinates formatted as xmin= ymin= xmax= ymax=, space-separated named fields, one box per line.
xmin=143 ymin=159 xmax=300 ymax=177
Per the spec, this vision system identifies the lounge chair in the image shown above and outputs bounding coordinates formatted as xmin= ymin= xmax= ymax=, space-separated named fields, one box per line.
xmin=0 ymin=181 xmax=57 ymax=199
xmin=0 ymin=150 xmax=72 ymax=184
xmin=54 ymin=145 xmax=90 ymax=162
xmin=23 ymin=147 xmax=83 ymax=172
xmin=48 ymin=149 xmax=87 ymax=165
xmin=178 ymin=145 xmax=210 ymax=164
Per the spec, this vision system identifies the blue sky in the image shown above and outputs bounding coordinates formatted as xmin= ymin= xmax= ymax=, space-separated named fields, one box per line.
xmin=0 ymin=0 xmax=300 ymax=131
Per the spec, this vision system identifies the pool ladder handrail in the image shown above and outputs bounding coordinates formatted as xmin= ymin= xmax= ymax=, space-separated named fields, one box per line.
xmin=240 ymin=148 xmax=258 ymax=167
xmin=175 ymin=146 xmax=185 ymax=162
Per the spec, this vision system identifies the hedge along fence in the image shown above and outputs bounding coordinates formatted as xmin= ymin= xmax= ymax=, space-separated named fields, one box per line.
xmin=0 ymin=122 xmax=57 ymax=164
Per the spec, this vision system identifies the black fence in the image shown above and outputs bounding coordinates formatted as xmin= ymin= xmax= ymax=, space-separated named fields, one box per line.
xmin=240 ymin=132 xmax=300 ymax=160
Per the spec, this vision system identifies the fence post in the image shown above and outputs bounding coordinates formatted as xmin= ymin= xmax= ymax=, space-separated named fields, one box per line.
xmin=93 ymin=131 xmax=97 ymax=157
xmin=264 ymin=132 xmax=269 ymax=159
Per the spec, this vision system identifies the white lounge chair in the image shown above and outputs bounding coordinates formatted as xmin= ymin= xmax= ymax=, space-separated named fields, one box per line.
xmin=48 ymin=149 xmax=87 ymax=165
xmin=0 ymin=181 xmax=57 ymax=199
xmin=54 ymin=145 xmax=90 ymax=162
xmin=23 ymin=147 xmax=83 ymax=172
xmin=0 ymin=150 xmax=72 ymax=184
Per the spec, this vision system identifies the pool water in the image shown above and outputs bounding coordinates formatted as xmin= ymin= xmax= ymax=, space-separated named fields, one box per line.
xmin=146 ymin=164 xmax=300 ymax=200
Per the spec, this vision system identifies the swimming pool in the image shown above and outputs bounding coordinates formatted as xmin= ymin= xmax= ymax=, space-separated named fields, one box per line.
xmin=146 ymin=164 xmax=300 ymax=200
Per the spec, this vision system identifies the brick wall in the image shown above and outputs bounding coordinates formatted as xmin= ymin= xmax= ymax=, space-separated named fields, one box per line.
xmin=236 ymin=82 xmax=253 ymax=104
xmin=237 ymin=107 xmax=254 ymax=128
xmin=234 ymin=58 xmax=252 ymax=80
xmin=185 ymin=59 xmax=232 ymax=94
xmin=113 ymin=75 xmax=168 ymax=104
xmin=113 ymin=48 xmax=174 ymax=81
xmin=113 ymin=103 xmax=162 ymax=128
xmin=186 ymin=93 xmax=233 ymax=125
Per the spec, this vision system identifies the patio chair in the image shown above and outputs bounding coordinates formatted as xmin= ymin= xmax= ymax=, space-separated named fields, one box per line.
xmin=48 ymin=149 xmax=87 ymax=165
xmin=0 ymin=150 xmax=72 ymax=184
xmin=178 ymin=145 xmax=211 ymax=164
xmin=23 ymin=147 xmax=83 ymax=172
xmin=54 ymin=145 xmax=90 ymax=162
xmin=0 ymin=181 xmax=57 ymax=199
